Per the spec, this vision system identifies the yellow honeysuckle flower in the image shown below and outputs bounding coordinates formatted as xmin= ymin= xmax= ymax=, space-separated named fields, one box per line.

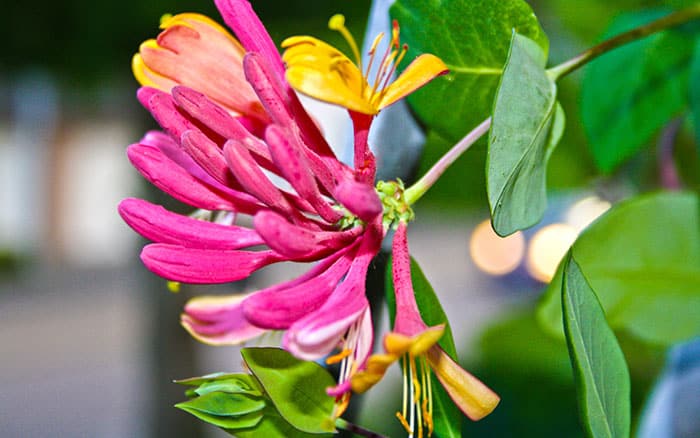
xmin=282 ymin=14 xmax=448 ymax=115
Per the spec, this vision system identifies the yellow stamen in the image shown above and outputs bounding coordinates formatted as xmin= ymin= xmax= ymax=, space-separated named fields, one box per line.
xmin=420 ymin=358 xmax=434 ymax=437
xmin=328 ymin=14 xmax=362 ymax=69
xmin=363 ymin=32 xmax=385 ymax=88
xmin=396 ymin=412 xmax=413 ymax=435
xmin=167 ymin=281 xmax=181 ymax=293
xmin=379 ymin=44 xmax=408 ymax=101
xmin=425 ymin=357 xmax=434 ymax=436
xmin=410 ymin=358 xmax=423 ymax=438
xmin=326 ymin=348 xmax=352 ymax=365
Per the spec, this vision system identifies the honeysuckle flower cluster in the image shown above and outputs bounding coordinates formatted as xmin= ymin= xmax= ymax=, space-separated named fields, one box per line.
xmin=120 ymin=0 xmax=498 ymax=433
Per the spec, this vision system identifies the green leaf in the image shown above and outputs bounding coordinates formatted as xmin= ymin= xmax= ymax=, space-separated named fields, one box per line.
xmin=175 ymin=391 xmax=264 ymax=416
xmin=234 ymin=405 xmax=332 ymax=438
xmin=487 ymin=33 xmax=564 ymax=236
xmin=538 ymin=192 xmax=700 ymax=345
xmin=690 ymin=38 xmax=700 ymax=150
xmin=385 ymin=256 xmax=460 ymax=438
xmin=195 ymin=376 xmax=263 ymax=398
xmin=390 ymin=0 xmax=548 ymax=142
xmin=175 ymin=373 xmax=262 ymax=396
xmin=175 ymin=392 xmax=265 ymax=429
xmin=581 ymin=10 xmax=696 ymax=172
xmin=562 ymin=253 xmax=631 ymax=438
xmin=241 ymin=347 xmax=336 ymax=434
xmin=175 ymin=372 xmax=243 ymax=386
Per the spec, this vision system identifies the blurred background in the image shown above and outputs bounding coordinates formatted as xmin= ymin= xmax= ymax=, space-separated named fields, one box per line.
xmin=0 ymin=0 xmax=696 ymax=437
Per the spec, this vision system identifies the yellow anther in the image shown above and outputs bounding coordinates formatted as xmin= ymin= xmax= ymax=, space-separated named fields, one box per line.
xmin=328 ymin=14 xmax=362 ymax=67
xmin=325 ymin=348 xmax=353 ymax=365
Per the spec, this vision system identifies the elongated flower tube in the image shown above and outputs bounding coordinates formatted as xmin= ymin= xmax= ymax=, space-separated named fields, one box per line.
xmin=351 ymin=223 xmax=500 ymax=435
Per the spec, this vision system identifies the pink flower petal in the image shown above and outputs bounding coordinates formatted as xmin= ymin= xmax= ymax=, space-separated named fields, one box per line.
xmin=333 ymin=177 xmax=383 ymax=222
xmin=222 ymin=139 xmax=296 ymax=216
xmin=141 ymin=88 xmax=197 ymax=140
xmin=242 ymin=250 xmax=355 ymax=329
xmin=253 ymin=210 xmax=362 ymax=260
xmin=265 ymin=125 xmax=343 ymax=223
xmin=182 ymin=294 xmax=267 ymax=345
xmin=214 ymin=0 xmax=286 ymax=78
xmin=141 ymin=127 xmax=263 ymax=214
xmin=283 ymin=221 xmax=382 ymax=360
xmin=180 ymin=129 xmax=238 ymax=188
xmin=127 ymin=142 xmax=237 ymax=211
xmin=140 ymin=244 xmax=283 ymax=283
xmin=172 ymin=86 xmax=273 ymax=164
xmin=118 ymin=197 xmax=263 ymax=249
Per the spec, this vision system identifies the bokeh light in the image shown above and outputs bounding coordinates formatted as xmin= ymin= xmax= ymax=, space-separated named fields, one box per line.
xmin=526 ymin=223 xmax=578 ymax=282
xmin=470 ymin=219 xmax=525 ymax=276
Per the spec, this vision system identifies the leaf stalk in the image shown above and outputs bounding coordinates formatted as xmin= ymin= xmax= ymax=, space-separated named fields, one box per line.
xmin=404 ymin=117 xmax=492 ymax=205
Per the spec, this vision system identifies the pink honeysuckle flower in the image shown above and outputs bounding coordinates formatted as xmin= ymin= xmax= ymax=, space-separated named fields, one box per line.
xmin=120 ymin=0 xmax=391 ymax=406
xmin=350 ymin=222 xmax=500 ymax=436
xmin=121 ymin=0 xmax=452 ymax=419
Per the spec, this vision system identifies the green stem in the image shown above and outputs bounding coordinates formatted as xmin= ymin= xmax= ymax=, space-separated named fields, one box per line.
xmin=335 ymin=418 xmax=389 ymax=438
xmin=547 ymin=4 xmax=700 ymax=80
xmin=404 ymin=117 xmax=491 ymax=205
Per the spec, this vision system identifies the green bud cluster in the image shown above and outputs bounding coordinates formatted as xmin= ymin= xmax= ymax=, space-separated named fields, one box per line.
xmin=377 ymin=179 xmax=415 ymax=230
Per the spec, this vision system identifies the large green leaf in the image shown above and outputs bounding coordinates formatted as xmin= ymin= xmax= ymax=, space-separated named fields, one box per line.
xmin=562 ymin=253 xmax=631 ymax=438
xmin=386 ymin=256 xmax=460 ymax=438
xmin=390 ymin=0 xmax=548 ymax=142
xmin=487 ymin=33 xmax=565 ymax=236
xmin=240 ymin=347 xmax=336 ymax=434
xmin=538 ymin=192 xmax=700 ymax=345
xmin=581 ymin=10 xmax=696 ymax=172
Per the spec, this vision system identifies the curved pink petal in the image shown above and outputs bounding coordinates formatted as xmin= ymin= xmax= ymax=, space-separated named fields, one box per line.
xmin=283 ymin=221 xmax=382 ymax=360
xmin=180 ymin=129 xmax=238 ymax=188
xmin=141 ymin=244 xmax=283 ymax=283
xmin=253 ymin=210 xmax=362 ymax=260
xmin=214 ymin=0 xmax=286 ymax=78
xmin=265 ymin=125 xmax=343 ymax=223
xmin=127 ymin=143 xmax=237 ymax=211
xmin=333 ymin=177 xmax=383 ymax=222
xmin=172 ymin=86 xmax=273 ymax=164
xmin=242 ymin=250 xmax=355 ymax=329
xmin=118 ymin=198 xmax=263 ymax=249
xmin=182 ymin=294 xmax=267 ymax=345
xmin=222 ymin=139 xmax=296 ymax=216
xmin=140 ymin=88 xmax=197 ymax=140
